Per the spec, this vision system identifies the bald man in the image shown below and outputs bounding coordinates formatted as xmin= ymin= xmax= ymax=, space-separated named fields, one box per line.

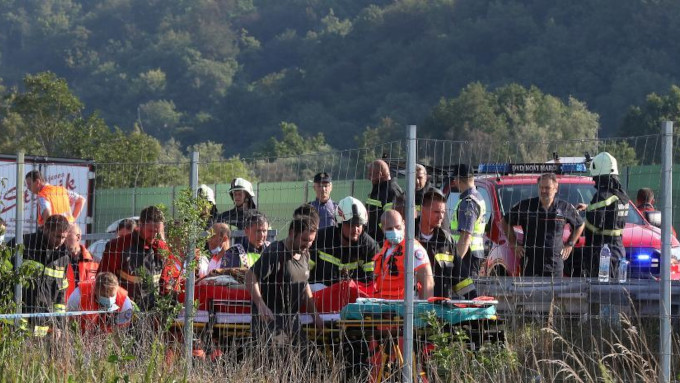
xmin=373 ymin=210 xmax=433 ymax=300
xmin=366 ymin=159 xmax=404 ymax=242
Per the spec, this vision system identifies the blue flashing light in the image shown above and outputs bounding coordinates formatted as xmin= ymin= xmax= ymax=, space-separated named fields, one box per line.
xmin=560 ymin=163 xmax=588 ymax=173
xmin=636 ymin=254 xmax=651 ymax=262
xmin=478 ymin=164 xmax=510 ymax=174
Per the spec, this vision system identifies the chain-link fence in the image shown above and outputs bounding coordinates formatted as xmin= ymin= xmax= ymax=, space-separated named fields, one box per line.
xmin=0 ymin=126 xmax=678 ymax=382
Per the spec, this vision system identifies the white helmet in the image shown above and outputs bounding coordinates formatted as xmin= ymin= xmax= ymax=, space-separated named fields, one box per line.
xmin=336 ymin=196 xmax=368 ymax=226
xmin=229 ymin=178 xmax=255 ymax=199
xmin=590 ymin=152 xmax=619 ymax=176
xmin=198 ymin=184 xmax=216 ymax=205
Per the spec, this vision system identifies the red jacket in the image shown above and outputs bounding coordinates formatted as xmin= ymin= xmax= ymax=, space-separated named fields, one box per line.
xmin=78 ymin=280 xmax=129 ymax=333
xmin=65 ymin=245 xmax=99 ymax=302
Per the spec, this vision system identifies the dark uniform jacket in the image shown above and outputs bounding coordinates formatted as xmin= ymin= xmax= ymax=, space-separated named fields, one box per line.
xmin=9 ymin=232 xmax=70 ymax=334
xmin=309 ymin=226 xmax=379 ymax=285
xmin=416 ymin=224 xmax=476 ymax=299
xmin=366 ymin=179 xmax=403 ymax=242
xmin=215 ymin=206 xmax=248 ymax=230
xmin=99 ymin=232 xmax=171 ymax=310
xmin=583 ymin=185 xmax=629 ymax=275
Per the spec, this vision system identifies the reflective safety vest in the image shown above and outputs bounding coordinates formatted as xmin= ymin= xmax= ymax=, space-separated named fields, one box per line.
xmin=238 ymin=252 xmax=261 ymax=268
xmin=78 ymin=280 xmax=130 ymax=333
xmin=311 ymin=250 xmax=375 ymax=273
xmin=65 ymin=250 xmax=99 ymax=302
xmin=585 ymin=195 xmax=627 ymax=237
xmin=450 ymin=192 xmax=487 ymax=255
xmin=372 ymin=240 xmax=426 ymax=300
xmin=37 ymin=184 xmax=74 ymax=227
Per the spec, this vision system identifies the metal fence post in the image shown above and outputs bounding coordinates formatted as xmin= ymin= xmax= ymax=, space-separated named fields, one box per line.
xmin=402 ymin=125 xmax=416 ymax=383
xmin=184 ymin=152 xmax=199 ymax=373
xmin=14 ymin=151 xmax=24 ymax=324
xmin=660 ymin=121 xmax=673 ymax=383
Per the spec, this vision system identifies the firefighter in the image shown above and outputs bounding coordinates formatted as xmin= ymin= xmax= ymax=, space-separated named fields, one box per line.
xmin=309 ymin=196 xmax=379 ymax=286
xmin=8 ymin=215 xmax=71 ymax=336
xmin=365 ymin=159 xmax=404 ymax=242
xmin=215 ymin=178 xmax=257 ymax=230
xmin=418 ymin=189 xmax=476 ymax=298
xmin=67 ymin=272 xmax=134 ymax=333
xmin=578 ymin=152 xmax=630 ymax=278
xmin=449 ymin=164 xmax=487 ymax=277
xmin=98 ymin=206 xmax=176 ymax=310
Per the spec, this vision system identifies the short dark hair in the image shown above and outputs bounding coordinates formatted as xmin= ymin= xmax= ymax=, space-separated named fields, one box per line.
xmin=43 ymin=215 xmax=70 ymax=233
xmin=139 ymin=206 xmax=164 ymax=223
xmin=25 ymin=170 xmax=44 ymax=182
xmin=244 ymin=210 xmax=268 ymax=228
xmin=637 ymin=188 xmax=654 ymax=204
xmin=293 ymin=203 xmax=319 ymax=221
xmin=289 ymin=216 xmax=318 ymax=237
xmin=95 ymin=272 xmax=119 ymax=296
xmin=117 ymin=218 xmax=137 ymax=232
xmin=537 ymin=173 xmax=558 ymax=184
xmin=422 ymin=189 xmax=447 ymax=207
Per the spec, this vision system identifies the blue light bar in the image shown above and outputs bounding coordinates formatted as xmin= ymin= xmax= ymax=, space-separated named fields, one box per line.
xmin=477 ymin=162 xmax=588 ymax=175
xmin=478 ymin=164 xmax=510 ymax=174
xmin=636 ymin=254 xmax=651 ymax=261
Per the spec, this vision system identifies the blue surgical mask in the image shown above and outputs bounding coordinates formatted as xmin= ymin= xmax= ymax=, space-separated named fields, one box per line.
xmin=385 ymin=230 xmax=404 ymax=245
xmin=97 ymin=295 xmax=116 ymax=310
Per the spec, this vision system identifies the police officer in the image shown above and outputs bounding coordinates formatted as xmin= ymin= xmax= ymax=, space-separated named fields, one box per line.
xmin=309 ymin=172 xmax=338 ymax=229
xmin=449 ymin=164 xmax=487 ymax=277
xmin=366 ymin=159 xmax=404 ymax=242
xmin=579 ymin=152 xmax=629 ymax=277
xmin=215 ymin=178 xmax=257 ymax=230
xmin=418 ymin=189 xmax=476 ymax=298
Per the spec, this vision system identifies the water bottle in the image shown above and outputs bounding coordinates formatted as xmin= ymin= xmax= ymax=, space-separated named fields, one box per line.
xmin=618 ymin=257 xmax=629 ymax=283
xmin=598 ymin=244 xmax=611 ymax=282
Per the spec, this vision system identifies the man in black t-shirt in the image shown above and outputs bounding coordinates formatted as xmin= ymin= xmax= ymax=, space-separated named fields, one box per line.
xmin=502 ymin=173 xmax=585 ymax=277
xmin=245 ymin=216 xmax=323 ymax=344
xmin=366 ymin=159 xmax=404 ymax=242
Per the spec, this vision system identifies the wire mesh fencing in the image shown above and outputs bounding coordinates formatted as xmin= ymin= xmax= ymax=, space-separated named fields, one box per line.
xmin=0 ymin=131 xmax=678 ymax=382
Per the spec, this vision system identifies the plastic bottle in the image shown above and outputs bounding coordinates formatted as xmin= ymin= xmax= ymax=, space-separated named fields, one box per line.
xmin=598 ymin=244 xmax=611 ymax=283
xmin=618 ymin=257 xmax=629 ymax=283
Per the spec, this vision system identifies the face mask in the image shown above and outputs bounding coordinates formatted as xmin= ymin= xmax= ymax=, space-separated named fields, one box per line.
xmin=210 ymin=246 xmax=222 ymax=255
xmin=97 ymin=295 xmax=116 ymax=310
xmin=385 ymin=229 xmax=404 ymax=245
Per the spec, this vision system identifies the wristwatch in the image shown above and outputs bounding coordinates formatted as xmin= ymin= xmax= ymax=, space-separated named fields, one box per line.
xmin=566 ymin=240 xmax=575 ymax=247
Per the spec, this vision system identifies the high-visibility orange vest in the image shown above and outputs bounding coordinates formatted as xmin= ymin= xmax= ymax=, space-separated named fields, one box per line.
xmin=37 ymin=184 xmax=73 ymax=226
xmin=373 ymin=240 xmax=426 ymax=300
xmin=78 ymin=281 xmax=129 ymax=333
xmin=65 ymin=245 xmax=99 ymax=302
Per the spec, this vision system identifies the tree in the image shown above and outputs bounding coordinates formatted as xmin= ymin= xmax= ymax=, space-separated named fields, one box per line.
xmin=259 ymin=122 xmax=332 ymax=157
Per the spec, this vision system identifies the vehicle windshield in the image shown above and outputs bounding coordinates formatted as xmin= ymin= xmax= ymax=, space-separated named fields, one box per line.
xmin=496 ymin=183 xmax=645 ymax=225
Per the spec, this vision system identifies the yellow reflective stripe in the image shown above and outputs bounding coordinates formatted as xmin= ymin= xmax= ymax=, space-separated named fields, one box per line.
xmin=43 ymin=267 xmax=65 ymax=279
xmin=366 ymin=198 xmax=383 ymax=207
xmin=586 ymin=195 xmax=619 ymax=211
xmin=54 ymin=304 xmax=66 ymax=313
xmin=415 ymin=205 xmax=422 ymax=212
xmin=309 ymin=259 xmax=316 ymax=270
xmin=318 ymin=251 xmax=358 ymax=270
xmin=584 ymin=221 xmax=623 ymax=236
xmin=33 ymin=326 xmax=49 ymax=337
xmin=59 ymin=279 xmax=69 ymax=290
xmin=362 ymin=261 xmax=375 ymax=272
xmin=383 ymin=202 xmax=394 ymax=211
xmin=434 ymin=253 xmax=454 ymax=263
xmin=453 ymin=278 xmax=475 ymax=296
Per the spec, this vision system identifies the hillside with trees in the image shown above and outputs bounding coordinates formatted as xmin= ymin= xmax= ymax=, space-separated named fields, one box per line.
xmin=1 ymin=0 xmax=680 ymax=158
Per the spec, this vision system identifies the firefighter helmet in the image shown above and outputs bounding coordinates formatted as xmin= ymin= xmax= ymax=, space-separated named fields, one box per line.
xmin=336 ymin=196 xmax=368 ymax=226
xmin=198 ymin=184 xmax=216 ymax=205
xmin=229 ymin=178 xmax=255 ymax=199
xmin=590 ymin=152 xmax=619 ymax=176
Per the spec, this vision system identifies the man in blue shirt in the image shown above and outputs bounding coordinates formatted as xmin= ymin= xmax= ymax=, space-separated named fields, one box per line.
xmin=309 ymin=172 xmax=338 ymax=230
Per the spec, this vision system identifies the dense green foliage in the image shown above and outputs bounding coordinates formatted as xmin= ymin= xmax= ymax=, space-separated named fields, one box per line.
xmin=1 ymin=0 xmax=679 ymax=158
